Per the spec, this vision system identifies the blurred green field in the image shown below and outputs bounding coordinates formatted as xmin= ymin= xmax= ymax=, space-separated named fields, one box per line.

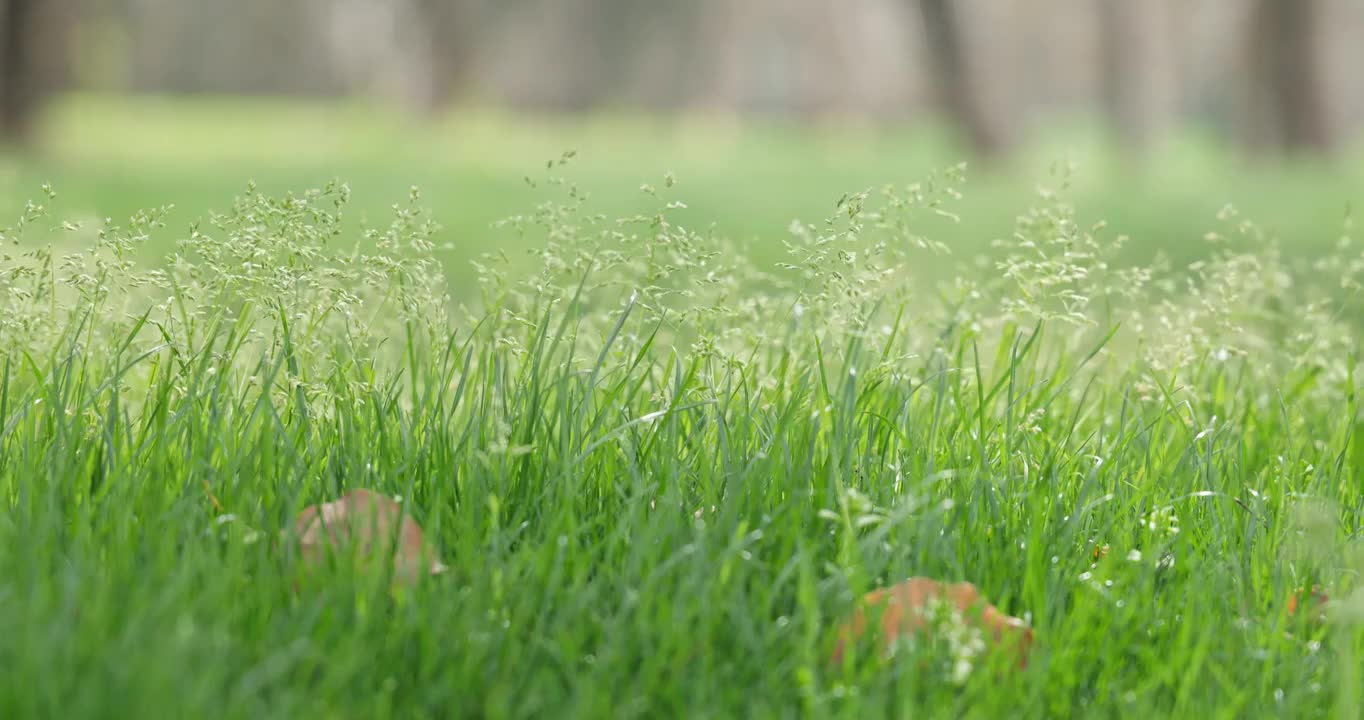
xmin=5 ymin=96 xmax=1362 ymax=294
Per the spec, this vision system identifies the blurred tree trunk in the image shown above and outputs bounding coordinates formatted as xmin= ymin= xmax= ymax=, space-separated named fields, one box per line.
xmin=694 ymin=0 xmax=752 ymax=112
xmin=413 ymin=0 xmax=480 ymax=112
xmin=1099 ymin=0 xmax=1175 ymax=156
xmin=0 ymin=0 xmax=33 ymax=140
xmin=554 ymin=0 xmax=618 ymax=111
xmin=1244 ymin=0 xmax=1333 ymax=154
xmin=498 ymin=0 xmax=628 ymax=112
xmin=130 ymin=0 xmax=338 ymax=96
xmin=0 ymin=0 xmax=70 ymax=143
xmin=913 ymin=0 xmax=1009 ymax=160
xmin=554 ymin=0 xmax=709 ymax=112
xmin=798 ymin=0 xmax=853 ymax=118
xmin=610 ymin=1 xmax=704 ymax=111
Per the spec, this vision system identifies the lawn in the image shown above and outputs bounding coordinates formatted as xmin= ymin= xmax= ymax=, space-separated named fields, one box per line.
xmin=2 ymin=96 xmax=1364 ymax=718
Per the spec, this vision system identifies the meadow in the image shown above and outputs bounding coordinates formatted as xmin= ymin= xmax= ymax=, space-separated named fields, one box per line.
xmin=2 ymin=96 xmax=1364 ymax=718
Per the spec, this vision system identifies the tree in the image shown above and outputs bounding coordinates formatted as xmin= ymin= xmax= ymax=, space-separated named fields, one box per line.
xmin=1098 ymin=0 xmax=1176 ymax=156
xmin=0 ymin=0 xmax=70 ymax=143
xmin=1244 ymin=0 xmax=1333 ymax=154
xmin=913 ymin=0 xmax=1009 ymax=160
xmin=412 ymin=0 xmax=481 ymax=113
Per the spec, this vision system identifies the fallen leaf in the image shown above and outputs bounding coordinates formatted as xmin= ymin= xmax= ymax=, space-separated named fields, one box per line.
xmin=831 ymin=576 xmax=1033 ymax=669
xmin=292 ymin=489 xmax=448 ymax=588
xmin=1287 ymin=585 xmax=1328 ymax=620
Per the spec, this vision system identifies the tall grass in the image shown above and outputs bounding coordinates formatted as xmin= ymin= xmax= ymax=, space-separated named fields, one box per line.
xmin=2 ymin=158 xmax=1363 ymax=718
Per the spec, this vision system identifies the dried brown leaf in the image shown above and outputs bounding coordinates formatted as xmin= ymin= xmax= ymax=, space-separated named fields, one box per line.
xmin=1287 ymin=585 xmax=1328 ymax=621
xmin=831 ymin=576 xmax=1033 ymax=669
xmin=292 ymin=489 xmax=448 ymax=588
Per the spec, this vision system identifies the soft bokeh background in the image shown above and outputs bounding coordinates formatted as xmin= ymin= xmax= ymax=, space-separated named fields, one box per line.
xmin=2 ymin=0 xmax=1362 ymax=292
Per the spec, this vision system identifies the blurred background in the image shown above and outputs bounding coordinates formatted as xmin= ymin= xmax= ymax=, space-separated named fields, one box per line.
xmin=2 ymin=0 xmax=1362 ymax=288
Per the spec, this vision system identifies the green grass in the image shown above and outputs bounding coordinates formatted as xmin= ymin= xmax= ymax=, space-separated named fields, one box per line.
xmin=3 ymin=98 xmax=1364 ymax=718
